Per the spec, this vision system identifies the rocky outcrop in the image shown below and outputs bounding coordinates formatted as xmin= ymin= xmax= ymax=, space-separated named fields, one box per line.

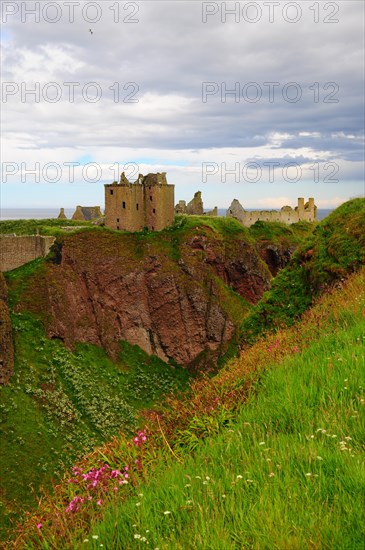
xmin=0 ymin=273 xmax=14 ymax=384
xmin=258 ymin=244 xmax=296 ymax=276
xmin=16 ymin=228 xmax=272 ymax=369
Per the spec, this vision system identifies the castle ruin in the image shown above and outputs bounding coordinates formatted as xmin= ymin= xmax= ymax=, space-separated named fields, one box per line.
xmin=104 ymin=172 xmax=175 ymax=231
xmin=57 ymin=206 xmax=103 ymax=221
xmin=227 ymin=197 xmax=316 ymax=227
xmin=175 ymin=191 xmax=218 ymax=217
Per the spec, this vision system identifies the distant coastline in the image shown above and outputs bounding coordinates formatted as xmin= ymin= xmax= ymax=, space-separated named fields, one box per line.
xmin=0 ymin=207 xmax=333 ymax=222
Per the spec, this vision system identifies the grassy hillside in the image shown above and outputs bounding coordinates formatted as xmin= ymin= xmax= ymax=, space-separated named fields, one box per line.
xmin=0 ymin=312 xmax=191 ymax=538
xmin=241 ymin=198 xmax=365 ymax=343
xmin=12 ymin=267 xmax=365 ymax=549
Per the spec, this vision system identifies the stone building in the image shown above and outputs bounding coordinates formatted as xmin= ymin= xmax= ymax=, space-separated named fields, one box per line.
xmin=175 ymin=191 xmax=218 ymax=216
xmin=57 ymin=208 xmax=67 ymax=219
xmin=57 ymin=206 xmax=103 ymax=221
xmin=104 ymin=172 xmax=175 ymax=231
xmin=71 ymin=206 xmax=103 ymax=221
xmin=227 ymin=197 xmax=316 ymax=227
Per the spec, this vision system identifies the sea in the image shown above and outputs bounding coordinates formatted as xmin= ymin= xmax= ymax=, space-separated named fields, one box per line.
xmin=0 ymin=208 xmax=333 ymax=221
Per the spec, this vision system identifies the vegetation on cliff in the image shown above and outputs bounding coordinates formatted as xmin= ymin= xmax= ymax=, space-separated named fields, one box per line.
xmin=241 ymin=198 xmax=365 ymax=343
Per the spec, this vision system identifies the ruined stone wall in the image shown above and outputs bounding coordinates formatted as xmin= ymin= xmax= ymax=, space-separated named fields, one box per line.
xmin=227 ymin=198 xmax=316 ymax=227
xmin=186 ymin=191 xmax=204 ymax=215
xmin=0 ymin=236 xmax=55 ymax=272
xmin=241 ymin=208 xmax=301 ymax=226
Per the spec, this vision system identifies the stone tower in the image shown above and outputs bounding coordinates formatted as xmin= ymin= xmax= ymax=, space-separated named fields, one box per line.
xmin=104 ymin=172 xmax=175 ymax=231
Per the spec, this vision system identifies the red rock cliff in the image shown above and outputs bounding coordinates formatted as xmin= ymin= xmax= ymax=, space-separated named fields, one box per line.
xmin=16 ymin=226 xmax=272 ymax=368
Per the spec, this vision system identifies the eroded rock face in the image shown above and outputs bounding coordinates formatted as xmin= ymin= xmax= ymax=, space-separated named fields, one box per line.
xmin=17 ymin=229 xmax=272 ymax=369
xmin=0 ymin=273 xmax=14 ymax=384
xmin=258 ymin=244 xmax=296 ymax=276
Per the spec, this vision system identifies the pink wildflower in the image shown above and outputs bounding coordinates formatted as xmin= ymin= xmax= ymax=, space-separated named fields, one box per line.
xmin=36 ymin=523 xmax=42 ymax=529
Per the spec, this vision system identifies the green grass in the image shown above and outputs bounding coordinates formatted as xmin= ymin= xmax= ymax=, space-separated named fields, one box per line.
xmin=0 ymin=313 xmax=191 ymax=539
xmin=248 ymin=219 xmax=314 ymax=245
xmin=0 ymin=218 xmax=93 ymax=236
xmin=77 ymin=289 xmax=365 ymax=550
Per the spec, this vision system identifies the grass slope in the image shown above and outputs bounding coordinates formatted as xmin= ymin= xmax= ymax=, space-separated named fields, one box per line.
xmin=88 ymin=322 xmax=365 ymax=549
xmin=14 ymin=267 xmax=365 ymax=549
xmin=0 ymin=313 xmax=191 ymax=538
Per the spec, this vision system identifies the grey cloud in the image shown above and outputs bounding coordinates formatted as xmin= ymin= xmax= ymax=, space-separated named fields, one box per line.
xmin=1 ymin=1 xmax=364 ymax=178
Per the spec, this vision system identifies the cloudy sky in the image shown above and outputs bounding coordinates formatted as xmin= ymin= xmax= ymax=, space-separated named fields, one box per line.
xmin=1 ymin=0 xmax=364 ymax=210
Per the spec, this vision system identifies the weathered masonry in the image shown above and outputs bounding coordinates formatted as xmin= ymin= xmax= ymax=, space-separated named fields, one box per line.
xmin=0 ymin=235 xmax=55 ymax=272
xmin=104 ymin=172 xmax=175 ymax=232
xmin=227 ymin=197 xmax=317 ymax=227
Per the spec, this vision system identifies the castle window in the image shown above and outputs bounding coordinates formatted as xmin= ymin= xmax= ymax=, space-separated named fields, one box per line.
xmin=117 ymin=225 xmax=119 ymax=230
xmin=122 ymin=201 xmax=126 ymax=209
xmin=136 ymin=203 xmax=139 ymax=210
xmin=153 ymin=208 xmax=156 ymax=214
xmin=117 ymin=218 xmax=119 ymax=222
xmin=110 ymin=190 xmax=113 ymax=195
xmin=150 ymin=196 xmax=152 ymax=201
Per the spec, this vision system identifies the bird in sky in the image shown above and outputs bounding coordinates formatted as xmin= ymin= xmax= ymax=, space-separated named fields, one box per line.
xmin=89 ymin=29 xmax=93 ymax=35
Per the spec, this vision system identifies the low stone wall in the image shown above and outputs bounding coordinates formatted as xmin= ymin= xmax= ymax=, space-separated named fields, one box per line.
xmin=0 ymin=235 xmax=55 ymax=272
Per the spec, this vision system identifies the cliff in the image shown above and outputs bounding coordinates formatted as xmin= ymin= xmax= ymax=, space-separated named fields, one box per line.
xmin=11 ymin=220 xmax=274 ymax=369
xmin=0 ymin=273 xmax=14 ymax=384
